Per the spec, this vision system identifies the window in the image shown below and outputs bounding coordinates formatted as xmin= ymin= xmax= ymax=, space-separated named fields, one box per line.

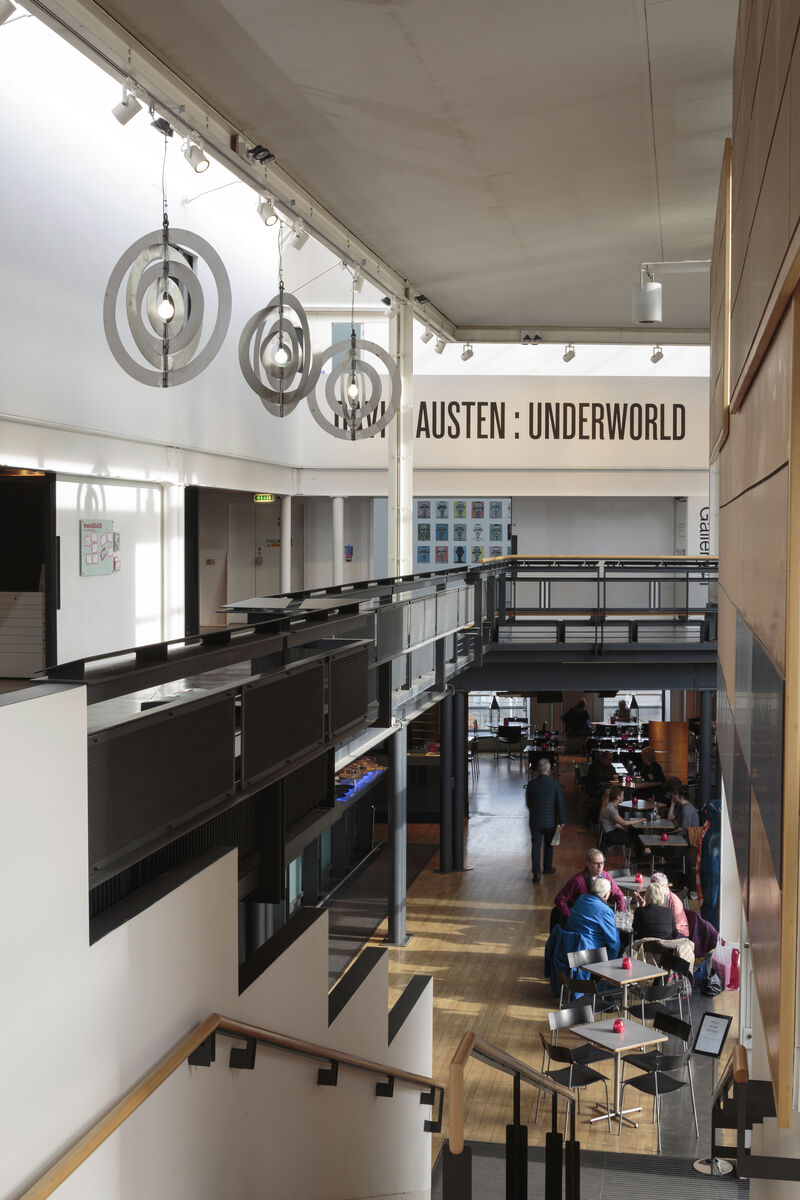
xmin=468 ymin=691 xmax=528 ymax=730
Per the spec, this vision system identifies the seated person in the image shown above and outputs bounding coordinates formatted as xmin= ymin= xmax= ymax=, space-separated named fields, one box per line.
xmin=545 ymin=877 xmax=621 ymax=993
xmin=613 ymin=698 xmax=631 ymax=722
xmin=637 ymin=746 xmax=666 ymax=797
xmin=668 ymin=786 xmax=701 ymax=829
xmin=599 ymin=783 xmax=646 ymax=850
xmin=553 ymin=848 xmax=627 ymax=924
xmin=632 ymin=880 xmax=678 ymax=940
xmin=650 ymin=871 xmax=689 ymax=937
xmin=584 ymin=750 xmax=617 ymax=823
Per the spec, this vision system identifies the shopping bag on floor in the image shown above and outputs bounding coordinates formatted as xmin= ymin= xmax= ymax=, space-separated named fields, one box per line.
xmin=551 ymin=825 xmax=562 ymax=846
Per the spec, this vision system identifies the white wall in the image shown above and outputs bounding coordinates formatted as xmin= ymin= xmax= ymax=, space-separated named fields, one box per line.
xmin=0 ymin=684 xmax=432 ymax=1199
xmin=57 ymin=477 xmax=163 ymax=660
xmin=304 ymin=497 xmax=374 ymax=588
xmin=511 ymin=496 xmax=679 ymax=556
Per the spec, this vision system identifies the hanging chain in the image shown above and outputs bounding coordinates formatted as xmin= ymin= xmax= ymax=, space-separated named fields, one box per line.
xmin=160 ymin=129 xmax=170 ymax=388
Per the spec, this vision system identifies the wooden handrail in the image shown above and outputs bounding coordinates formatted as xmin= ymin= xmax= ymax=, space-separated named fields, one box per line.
xmin=733 ymin=1043 xmax=749 ymax=1084
xmin=712 ymin=1051 xmax=735 ymax=1106
xmin=448 ymin=1031 xmax=577 ymax=1155
xmin=18 ymin=1013 xmax=441 ymax=1200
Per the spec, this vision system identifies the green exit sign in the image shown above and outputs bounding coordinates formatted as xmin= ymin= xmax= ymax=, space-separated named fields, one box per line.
xmin=253 ymin=493 xmax=277 ymax=503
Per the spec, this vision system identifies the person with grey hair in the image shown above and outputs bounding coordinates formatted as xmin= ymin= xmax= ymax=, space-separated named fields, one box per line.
xmin=632 ymin=879 xmax=678 ymax=940
xmin=562 ymin=874 xmax=621 ymax=957
xmin=524 ymin=756 xmax=565 ymax=882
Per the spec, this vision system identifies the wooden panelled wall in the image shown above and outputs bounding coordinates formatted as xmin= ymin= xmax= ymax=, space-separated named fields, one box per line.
xmin=713 ymin=0 xmax=800 ymax=1127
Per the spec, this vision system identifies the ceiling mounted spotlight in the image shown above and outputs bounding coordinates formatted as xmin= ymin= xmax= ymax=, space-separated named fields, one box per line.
xmin=420 ymin=327 xmax=434 ymax=344
xmin=460 ymin=344 xmax=474 ymax=361
xmin=633 ymin=266 xmax=663 ymax=324
xmin=112 ymin=81 xmax=142 ymax=126
xmin=248 ymin=144 xmax=275 ymax=164
xmin=289 ymin=221 xmax=309 ymax=250
xmin=434 ymin=337 xmax=446 ymax=355
xmin=0 ymin=0 xmax=17 ymax=24
xmin=182 ymin=138 xmax=209 ymax=174
xmin=521 ymin=332 xmax=543 ymax=346
xmin=562 ymin=343 xmax=576 ymax=363
xmin=257 ymin=196 xmax=278 ymax=226
xmin=650 ymin=345 xmax=664 ymax=364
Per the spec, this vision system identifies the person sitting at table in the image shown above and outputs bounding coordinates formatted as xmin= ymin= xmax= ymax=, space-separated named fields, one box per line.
xmin=553 ymin=848 xmax=627 ymax=925
xmin=638 ymin=745 xmax=666 ymax=795
xmin=632 ymin=880 xmax=678 ymax=940
xmin=613 ymin=698 xmax=631 ymax=722
xmin=598 ymin=783 xmax=646 ymax=852
xmin=545 ymin=877 xmax=621 ymax=994
xmin=650 ymin=871 xmax=689 ymax=937
xmin=584 ymin=750 xmax=617 ymax=825
xmin=668 ymin=785 xmax=700 ymax=830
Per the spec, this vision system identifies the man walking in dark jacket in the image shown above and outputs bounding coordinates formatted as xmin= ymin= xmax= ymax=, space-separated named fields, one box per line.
xmin=525 ymin=758 xmax=565 ymax=882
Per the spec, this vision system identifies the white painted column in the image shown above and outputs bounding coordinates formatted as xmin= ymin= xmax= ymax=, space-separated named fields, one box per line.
xmin=162 ymin=448 xmax=185 ymax=639
xmin=388 ymin=299 xmax=413 ymax=575
xmin=280 ymin=494 xmax=292 ymax=593
xmin=332 ymin=495 xmax=344 ymax=586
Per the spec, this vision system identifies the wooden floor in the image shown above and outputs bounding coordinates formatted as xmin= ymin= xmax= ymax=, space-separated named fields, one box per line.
xmin=370 ymin=754 xmax=738 ymax=1165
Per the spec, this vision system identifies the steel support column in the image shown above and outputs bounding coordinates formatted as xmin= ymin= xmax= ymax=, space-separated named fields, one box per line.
xmin=280 ymin=494 xmax=292 ymax=593
xmin=332 ymin=496 xmax=344 ymax=586
xmin=388 ymin=300 xmax=413 ymax=575
xmin=453 ymin=690 xmax=467 ymax=870
xmin=700 ymin=689 xmax=713 ymax=812
xmin=439 ymin=694 xmax=453 ymax=874
xmin=388 ymin=723 xmax=409 ymax=944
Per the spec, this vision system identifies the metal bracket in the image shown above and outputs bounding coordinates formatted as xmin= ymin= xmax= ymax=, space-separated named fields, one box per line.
xmin=376 ymin=1074 xmax=395 ymax=1098
xmin=422 ymin=1086 xmax=444 ymax=1133
xmin=229 ymin=1036 xmax=257 ymax=1070
xmin=188 ymin=1032 xmax=216 ymax=1067
xmin=317 ymin=1059 xmax=339 ymax=1086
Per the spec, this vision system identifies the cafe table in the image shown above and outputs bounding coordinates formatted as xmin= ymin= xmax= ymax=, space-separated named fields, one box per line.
xmin=572 ymin=1016 xmax=667 ymax=1125
xmin=619 ymin=797 xmax=655 ymax=813
xmin=583 ymin=955 xmax=666 ymax=1016
xmin=614 ymin=874 xmax=653 ymax=893
xmin=639 ymin=832 xmax=687 ymax=849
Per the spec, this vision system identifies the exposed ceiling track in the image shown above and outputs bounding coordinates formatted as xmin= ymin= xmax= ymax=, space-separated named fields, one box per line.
xmin=454 ymin=327 xmax=709 ymax=346
xmin=23 ymin=0 xmax=456 ymax=340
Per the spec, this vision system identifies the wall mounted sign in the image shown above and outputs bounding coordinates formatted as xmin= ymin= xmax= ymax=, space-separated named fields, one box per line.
xmin=253 ymin=493 xmax=277 ymax=503
xmin=80 ymin=519 xmax=117 ymax=576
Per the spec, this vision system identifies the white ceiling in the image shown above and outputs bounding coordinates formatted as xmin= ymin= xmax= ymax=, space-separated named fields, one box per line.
xmin=73 ymin=0 xmax=738 ymax=336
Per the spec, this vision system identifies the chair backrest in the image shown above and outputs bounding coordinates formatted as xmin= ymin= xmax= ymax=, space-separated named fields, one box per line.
xmin=498 ymin=725 xmax=524 ymax=746
xmin=651 ymin=1049 xmax=690 ymax=1073
xmin=548 ymin=1004 xmax=593 ymax=1031
xmin=606 ymin=868 xmax=628 ymax=879
xmin=653 ymin=1011 xmax=691 ymax=1044
xmin=540 ymin=1030 xmax=575 ymax=1064
xmin=638 ymin=980 xmax=680 ymax=1002
xmin=659 ymin=950 xmax=693 ymax=980
xmin=558 ymin=969 xmax=601 ymax=996
xmin=567 ymin=945 xmax=609 ymax=970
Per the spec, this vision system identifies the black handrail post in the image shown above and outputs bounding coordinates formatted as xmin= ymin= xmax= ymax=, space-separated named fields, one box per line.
xmin=439 ymin=693 xmax=454 ymax=874
xmin=453 ymin=690 xmax=467 ymax=870
xmin=545 ymin=1092 xmax=563 ymax=1200
xmin=564 ymin=1100 xmax=580 ymax=1200
xmin=442 ymin=1144 xmax=472 ymax=1200
xmin=505 ymin=1071 xmax=528 ymax=1199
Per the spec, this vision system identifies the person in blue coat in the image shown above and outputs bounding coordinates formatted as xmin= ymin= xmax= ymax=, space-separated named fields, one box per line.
xmin=544 ymin=877 xmax=621 ymax=995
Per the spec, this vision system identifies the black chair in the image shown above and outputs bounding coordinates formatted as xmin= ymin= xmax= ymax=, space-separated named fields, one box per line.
xmin=629 ymin=979 xmax=681 ymax=1023
xmin=557 ymin=968 xmax=621 ymax=1015
xmin=658 ymin=950 xmax=695 ymax=1028
xmin=538 ymin=1029 xmax=613 ymax=1135
xmin=495 ymin=724 xmax=525 ymax=768
xmin=618 ymin=1015 xmax=699 ymax=1150
xmin=536 ymin=1002 xmax=614 ymax=1121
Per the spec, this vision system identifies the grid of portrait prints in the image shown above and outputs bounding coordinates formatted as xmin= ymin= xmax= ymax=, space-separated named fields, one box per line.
xmin=415 ymin=497 xmax=511 ymax=569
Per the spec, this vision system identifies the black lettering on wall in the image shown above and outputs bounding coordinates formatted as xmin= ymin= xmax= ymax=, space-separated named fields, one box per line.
xmin=629 ymin=404 xmax=642 ymax=440
xmin=416 ymin=403 xmax=430 ymax=438
xmin=645 ymin=403 xmax=658 ymax=440
xmin=673 ymin=404 xmax=685 ymax=440
xmin=431 ymin=402 xmax=446 ymax=439
xmin=545 ymin=403 xmax=560 ymax=438
xmin=591 ymin=402 xmax=605 ymax=439
xmin=578 ymin=403 xmax=590 ymax=439
xmin=563 ymin=403 xmax=576 ymax=439
xmin=529 ymin=402 xmax=542 ymax=439
xmin=447 ymin=401 xmax=461 ymax=437
xmin=490 ymin=402 xmax=505 ymax=438
xmin=606 ymin=403 xmax=627 ymax=438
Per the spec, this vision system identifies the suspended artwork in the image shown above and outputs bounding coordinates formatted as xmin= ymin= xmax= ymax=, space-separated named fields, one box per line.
xmin=307 ymin=327 xmax=401 ymax=441
xmin=238 ymin=282 xmax=314 ymax=416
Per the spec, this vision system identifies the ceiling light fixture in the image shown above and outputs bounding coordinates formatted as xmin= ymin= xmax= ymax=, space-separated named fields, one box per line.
xmin=257 ymin=196 xmax=278 ymax=226
xmin=181 ymin=138 xmax=209 ymax=174
xmin=420 ymin=327 xmax=434 ymax=344
xmin=650 ymin=345 xmax=664 ymax=364
xmin=290 ymin=221 xmax=309 ymax=251
xmin=562 ymin=343 xmax=576 ymax=363
xmin=632 ymin=266 xmax=663 ymax=324
xmin=460 ymin=344 xmax=473 ymax=361
xmin=351 ymin=267 xmax=364 ymax=293
xmin=521 ymin=331 xmax=543 ymax=346
xmin=434 ymin=337 xmax=446 ymax=355
xmin=112 ymin=80 xmax=142 ymax=126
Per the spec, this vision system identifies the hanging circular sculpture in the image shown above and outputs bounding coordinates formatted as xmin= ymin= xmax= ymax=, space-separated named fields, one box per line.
xmin=307 ymin=338 xmax=401 ymax=440
xmin=103 ymin=227 xmax=231 ymax=386
xmin=238 ymin=290 xmax=315 ymax=415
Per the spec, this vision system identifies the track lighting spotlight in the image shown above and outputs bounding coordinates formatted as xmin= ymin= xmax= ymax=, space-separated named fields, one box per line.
xmin=650 ymin=345 xmax=664 ymax=364
xmin=420 ymin=327 xmax=434 ymax=344
xmin=112 ymin=81 xmax=142 ymax=126
xmin=633 ymin=267 xmax=662 ymax=323
xmin=521 ymin=331 xmax=543 ymax=346
xmin=257 ymin=196 xmax=278 ymax=226
xmin=290 ymin=221 xmax=309 ymax=250
xmin=434 ymin=337 xmax=446 ymax=355
xmin=460 ymin=344 xmax=474 ymax=362
xmin=0 ymin=0 xmax=17 ymax=24
xmin=182 ymin=138 xmax=209 ymax=174
xmin=562 ymin=343 xmax=575 ymax=363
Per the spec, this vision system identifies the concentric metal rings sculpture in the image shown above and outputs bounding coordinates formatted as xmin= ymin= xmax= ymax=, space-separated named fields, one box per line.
xmin=103 ymin=227 xmax=231 ymax=386
xmin=307 ymin=338 xmax=401 ymax=440
xmin=238 ymin=290 xmax=315 ymax=415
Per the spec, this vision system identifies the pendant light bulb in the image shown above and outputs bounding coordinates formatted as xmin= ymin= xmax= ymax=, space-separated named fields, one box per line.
xmin=157 ymin=292 xmax=175 ymax=322
xmin=347 ymin=376 xmax=360 ymax=401
xmin=273 ymin=342 xmax=290 ymax=366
